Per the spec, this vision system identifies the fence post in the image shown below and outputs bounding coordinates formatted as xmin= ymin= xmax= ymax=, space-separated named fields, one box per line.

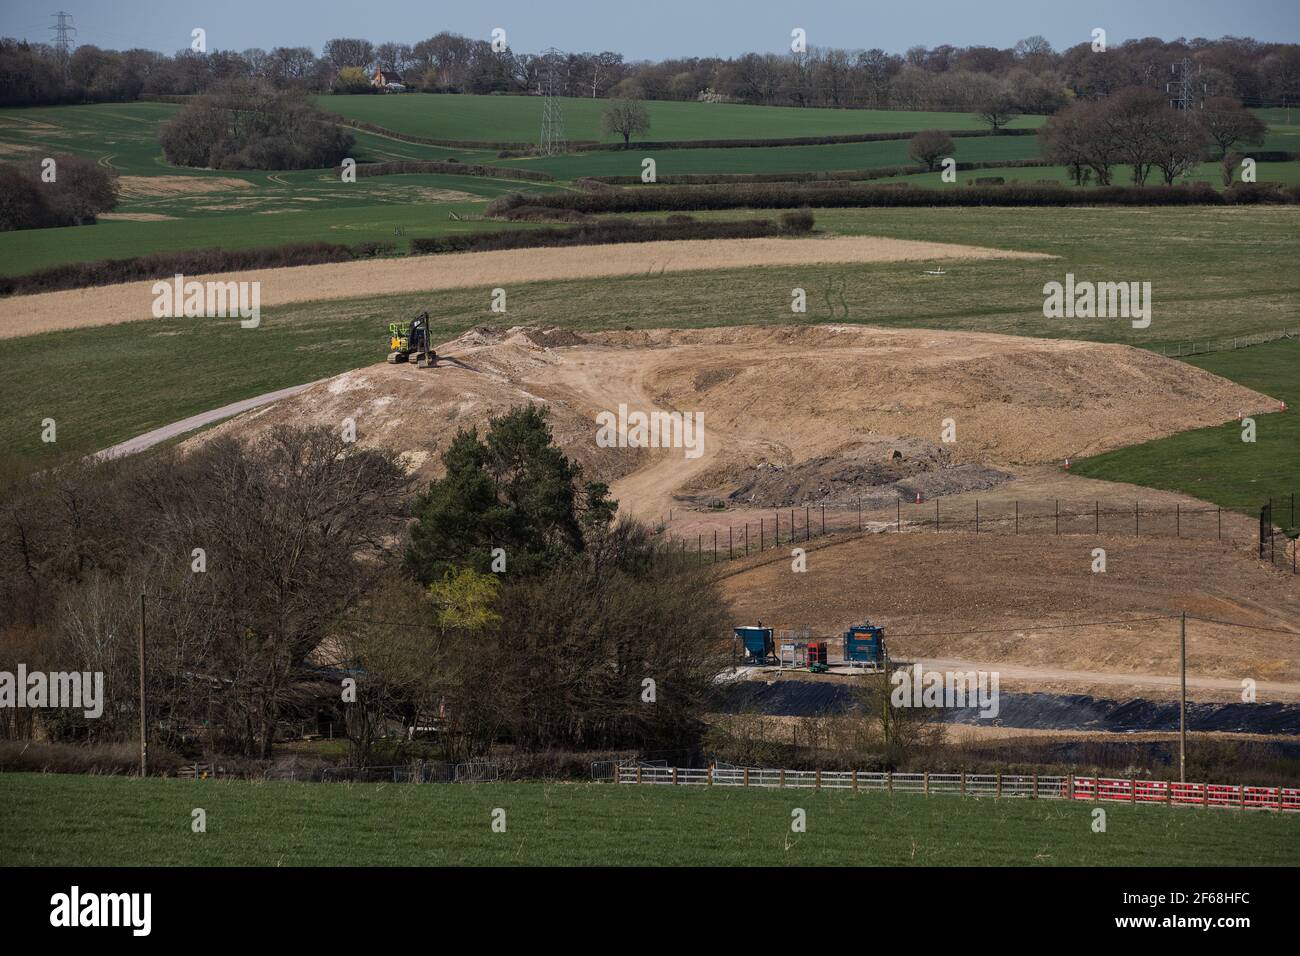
xmin=923 ymin=772 xmax=930 ymax=795
xmin=672 ymin=767 xmax=678 ymax=786
xmin=1032 ymin=774 xmax=1038 ymax=799
xmin=852 ymin=769 xmax=858 ymax=792
xmin=816 ymin=768 xmax=821 ymax=790
xmin=996 ymin=774 xmax=1002 ymax=799
xmin=888 ymin=772 xmax=893 ymax=794
xmin=1131 ymin=777 xmax=1136 ymax=804
xmin=779 ymin=769 xmax=785 ymax=789
xmin=1239 ymin=785 xmax=1245 ymax=811
xmin=961 ymin=772 xmax=966 ymax=796
xmin=1068 ymin=774 xmax=1075 ymax=800
xmin=743 ymin=767 xmax=750 ymax=787
xmin=1278 ymin=787 xmax=1284 ymax=812
xmin=614 ymin=764 xmax=620 ymax=785
xmin=637 ymin=766 xmax=642 ymax=785
xmin=1203 ymin=782 xmax=1209 ymax=808
xmin=708 ymin=766 xmax=714 ymax=786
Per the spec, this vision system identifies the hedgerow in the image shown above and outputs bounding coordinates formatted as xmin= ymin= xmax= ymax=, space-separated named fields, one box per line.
xmin=487 ymin=181 xmax=1300 ymax=216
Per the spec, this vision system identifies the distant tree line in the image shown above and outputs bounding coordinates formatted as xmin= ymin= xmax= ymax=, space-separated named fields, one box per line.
xmin=3 ymin=31 xmax=1298 ymax=115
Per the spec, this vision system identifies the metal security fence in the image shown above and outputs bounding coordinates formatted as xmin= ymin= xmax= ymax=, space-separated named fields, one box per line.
xmin=614 ymin=765 xmax=1300 ymax=812
xmin=666 ymin=494 xmax=1297 ymax=575
xmin=1260 ymin=499 xmax=1299 ymax=573
xmin=1154 ymin=328 xmax=1300 ymax=359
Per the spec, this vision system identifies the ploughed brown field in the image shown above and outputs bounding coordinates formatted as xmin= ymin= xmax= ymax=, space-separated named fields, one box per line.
xmin=0 ymin=235 xmax=1050 ymax=338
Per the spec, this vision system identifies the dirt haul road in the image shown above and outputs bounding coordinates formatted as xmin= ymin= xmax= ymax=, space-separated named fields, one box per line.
xmin=0 ymin=236 xmax=1050 ymax=339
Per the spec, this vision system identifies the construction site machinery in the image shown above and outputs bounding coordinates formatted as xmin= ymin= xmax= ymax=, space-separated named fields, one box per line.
xmin=387 ymin=311 xmax=438 ymax=367
xmin=734 ymin=624 xmax=776 ymax=666
xmin=843 ymin=621 xmax=887 ymax=670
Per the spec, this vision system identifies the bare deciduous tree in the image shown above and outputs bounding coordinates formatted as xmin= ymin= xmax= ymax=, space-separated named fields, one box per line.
xmin=602 ymin=96 xmax=651 ymax=146
xmin=907 ymin=129 xmax=955 ymax=171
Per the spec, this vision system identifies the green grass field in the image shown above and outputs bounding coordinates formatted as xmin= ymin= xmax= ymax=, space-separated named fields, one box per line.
xmin=0 ymin=772 xmax=1293 ymax=866
xmin=0 ymin=102 xmax=488 ymax=177
xmin=0 ymin=100 xmax=1040 ymax=277
xmin=0 ymin=100 xmax=1291 ymax=280
xmin=1073 ymin=340 xmax=1300 ymax=529
xmin=2 ymin=208 xmax=1300 ymax=465
xmin=1 ymin=100 xmax=1294 ymax=507
xmin=0 ymin=177 xmax=554 ymax=278
xmin=318 ymin=93 xmax=1044 ymax=144
xmin=1254 ymin=107 xmax=1300 ymax=152
xmin=3 ymin=205 xmax=1297 ymax=472
xmin=493 ymin=132 xmax=1043 ymax=178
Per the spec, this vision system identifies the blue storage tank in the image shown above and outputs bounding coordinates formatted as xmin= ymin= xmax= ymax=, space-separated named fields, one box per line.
xmin=844 ymin=622 xmax=885 ymax=665
xmin=734 ymin=625 xmax=775 ymax=665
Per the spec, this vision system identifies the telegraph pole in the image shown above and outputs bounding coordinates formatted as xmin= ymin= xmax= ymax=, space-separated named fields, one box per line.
xmin=1179 ymin=611 xmax=1187 ymax=783
xmin=139 ymin=592 xmax=148 ymax=778
xmin=881 ymin=646 xmax=891 ymax=749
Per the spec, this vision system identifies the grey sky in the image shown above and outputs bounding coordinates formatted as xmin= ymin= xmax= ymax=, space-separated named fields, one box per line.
xmin=3 ymin=0 xmax=1297 ymax=60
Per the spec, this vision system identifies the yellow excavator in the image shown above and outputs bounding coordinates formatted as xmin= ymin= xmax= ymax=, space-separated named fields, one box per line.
xmin=386 ymin=311 xmax=437 ymax=367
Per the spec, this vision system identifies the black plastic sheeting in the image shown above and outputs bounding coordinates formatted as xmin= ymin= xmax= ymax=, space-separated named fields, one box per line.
xmin=713 ymin=680 xmax=1300 ymax=735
